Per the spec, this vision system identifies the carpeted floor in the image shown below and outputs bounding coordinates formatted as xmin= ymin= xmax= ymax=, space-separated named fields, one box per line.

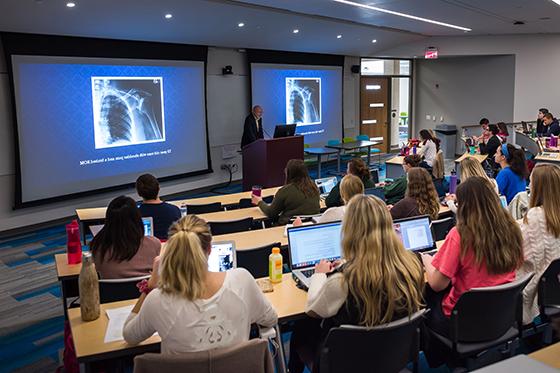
xmin=0 ymin=154 xmax=457 ymax=372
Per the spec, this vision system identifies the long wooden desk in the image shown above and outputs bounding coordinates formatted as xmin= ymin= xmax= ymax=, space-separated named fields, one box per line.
xmin=529 ymin=342 xmax=560 ymax=369
xmin=535 ymin=152 xmax=560 ymax=163
xmin=454 ymin=153 xmax=487 ymax=164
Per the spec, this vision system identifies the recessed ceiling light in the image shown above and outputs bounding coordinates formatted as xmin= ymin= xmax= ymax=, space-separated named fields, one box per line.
xmin=238 ymin=22 xmax=245 ymax=27
xmin=337 ymin=34 xmax=342 ymax=39
xmin=293 ymin=29 xmax=299 ymax=34
xmin=164 ymin=13 xmax=173 ymax=19
xmin=551 ymin=0 xmax=560 ymax=5
xmin=372 ymin=39 xmax=377 ymax=43
xmin=66 ymin=2 xmax=75 ymax=7
xmin=333 ymin=0 xmax=472 ymax=32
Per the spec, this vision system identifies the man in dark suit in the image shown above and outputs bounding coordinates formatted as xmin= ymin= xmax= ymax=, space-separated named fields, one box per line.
xmin=241 ymin=105 xmax=264 ymax=148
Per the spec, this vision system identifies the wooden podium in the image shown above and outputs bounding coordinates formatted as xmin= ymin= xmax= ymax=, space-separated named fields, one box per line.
xmin=242 ymin=136 xmax=304 ymax=191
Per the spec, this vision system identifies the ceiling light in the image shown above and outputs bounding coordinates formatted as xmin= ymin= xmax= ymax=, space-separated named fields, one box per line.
xmin=293 ymin=29 xmax=299 ymax=34
xmin=66 ymin=2 xmax=75 ymax=7
xmin=551 ymin=0 xmax=560 ymax=5
xmin=337 ymin=34 xmax=342 ymax=39
xmin=238 ymin=22 xmax=245 ymax=27
xmin=372 ymin=39 xmax=377 ymax=43
xmin=164 ymin=13 xmax=173 ymax=19
xmin=333 ymin=0 xmax=472 ymax=32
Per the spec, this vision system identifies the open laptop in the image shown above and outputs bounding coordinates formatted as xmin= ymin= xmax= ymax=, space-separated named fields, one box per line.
xmin=315 ymin=176 xmax=338 ymax=198
xmin=90 ymin=216 xmax=154 ymax=237
xmin=393 ymin=215 xmax=435 ymax=252
xmin=365 ymin=187 xmax=386 ymax=202
xmin=209 ymin=241 xmax=236 ymax=272
xmin=273 ymin=124 xmax=296 ymax=138
xmin=287 ymin=221 xmax=342 ymax=290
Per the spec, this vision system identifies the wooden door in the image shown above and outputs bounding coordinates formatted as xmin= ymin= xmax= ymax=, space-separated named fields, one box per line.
xmin=360 ymin=77 xmax=389 ymax=153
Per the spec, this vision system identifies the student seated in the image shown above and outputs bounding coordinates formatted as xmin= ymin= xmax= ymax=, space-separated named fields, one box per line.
xmin=91 ymin=196 xmax=161 ymax=279
xmin=123 ymin=215 xmax=278 ymax=353
xmin=418 ymin=129 xmax=440 ymax=168
xmin=494 ymin=144 xmax=528 ymax=204
xmin=314 ymin=174 xmax=363 ymax=224
xmin=431 ymin=151 xmax=449 ymax=198
xmin=325 ymin=158 xmax=374 ymax=208
xmin=252 ymin=159 xmax=320 ymax=225
xmin=445 ymin=157 xmax=499 ymax=213
xmin=288 ymin=194 xmax=424 ymax=373
xmin=421 ymin=177 xmax=523 ymax=366
xmin=536 ymin=108 xmax=549 ymax=135
xmin=517 ymin=164 xmax=560 ymax=324
xmin=474 ymin=117 xmax=490 ymax=144
xmin=389 ymin=167 xmax=440 ymax=221
xmin=479 ymin=124 xmax=501 ymax=160
xmin=136 ymin=173 xmax=181 ymax=240
xmin=497 ymin=122 xmax=509 ymax=143
xmin=543 ymin=112 xmax=560 ymax=136
xmin=381 ymin=154 xmax=422 ymax=205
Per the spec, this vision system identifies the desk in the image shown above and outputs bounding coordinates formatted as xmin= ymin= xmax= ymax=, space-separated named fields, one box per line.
xmin=385 ymin=156 xmax=405 ymax=179
xmin=304 ymin=148 xmax=339 ymax=178
xmin=326 ymin=140 xmax=382 ymax=172
xmin=529 ymin=342 xmax=560 ymax=369
xmin=535 ymin=152 xmax=560 ymax=163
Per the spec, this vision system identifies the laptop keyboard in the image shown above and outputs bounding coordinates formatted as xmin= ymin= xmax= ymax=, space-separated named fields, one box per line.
xmin=301 ymin=268 xmax=315 ymax=278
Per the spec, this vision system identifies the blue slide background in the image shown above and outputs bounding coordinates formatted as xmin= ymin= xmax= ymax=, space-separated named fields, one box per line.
xmin=12 ymin=57 xmax=208 ymax=203
xmin=251 ymin=63 xmax=343 ymax=145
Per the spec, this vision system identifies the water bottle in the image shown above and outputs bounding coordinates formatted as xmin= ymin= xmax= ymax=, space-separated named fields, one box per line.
xmin=449 ymin=170 xmax=458 ymax=194
xmin=412 ymin=146 xmax=417 ymax=155
xmin=79 ymin=252 xmax=100 ymax=321
xmin=550 ymin=135 xmax=558 ymax=147
xmin=66 ymin=220 xmax=82 ymax=264
xmin=268 ymin=247 xmax=283 ymax=284
xmin=180 ymin=204 xmax=187 ymax=217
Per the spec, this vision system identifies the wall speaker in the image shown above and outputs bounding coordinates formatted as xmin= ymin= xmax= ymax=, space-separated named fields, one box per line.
xmin=351 ymin=65 xmax=360 ymax=74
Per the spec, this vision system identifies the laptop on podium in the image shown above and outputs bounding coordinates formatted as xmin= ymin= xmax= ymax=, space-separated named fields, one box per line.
xmin=287 ymin=221 xmax=342 ymax=290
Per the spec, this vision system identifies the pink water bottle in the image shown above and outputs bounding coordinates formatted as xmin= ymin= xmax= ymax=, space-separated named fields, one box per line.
xmin=66 ymin=220 xmax=82 ymax=264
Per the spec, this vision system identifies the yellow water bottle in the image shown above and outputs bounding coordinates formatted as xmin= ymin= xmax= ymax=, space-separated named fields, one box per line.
xmin=269 ymin=247 xmax=283 ymax=283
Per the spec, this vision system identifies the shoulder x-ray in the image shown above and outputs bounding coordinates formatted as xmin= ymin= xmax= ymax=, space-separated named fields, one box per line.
xmin=92 ymin=77 xmax=166 ymax=149
xmin=286 ymin=77 xmax=321 ymax=126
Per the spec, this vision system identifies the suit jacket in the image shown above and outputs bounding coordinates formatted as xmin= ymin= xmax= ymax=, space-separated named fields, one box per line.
xmin=241 ymin=113 xmax=264 ymax=148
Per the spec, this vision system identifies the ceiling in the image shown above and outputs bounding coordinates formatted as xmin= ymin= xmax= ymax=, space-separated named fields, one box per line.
xmin=0 ymin=0 xmax=558 ymax=57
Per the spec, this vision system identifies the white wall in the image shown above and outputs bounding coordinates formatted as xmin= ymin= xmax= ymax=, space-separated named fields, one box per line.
xmin=0 ymin=45 xmax=359 ymax=233
xmin=413 ymin=55 xmax=515 ymax=136
xmin=379 ymin=34 xmax=560 ymax=122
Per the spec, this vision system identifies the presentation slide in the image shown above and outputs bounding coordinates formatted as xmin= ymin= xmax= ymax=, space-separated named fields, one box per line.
xmin=11 ymin=55 xmax=209 ymax=204
xmin=251 ymin=63 xmax=343 ymax=145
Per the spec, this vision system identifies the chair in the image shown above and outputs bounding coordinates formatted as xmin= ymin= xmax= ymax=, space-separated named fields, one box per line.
xmin=133 ymin=338 xmax=273 ymax=373
xmin=184 ymin=202 xmax=223 ymax=214
xmin=209 ymin=217 xmax=254 ymax=235
xmin=237 ymin=242 xmax=282 ymax=278
xmin=426 ymin=273 xmax=534 ymax=369
xmin=430 ymin=217 xmax=455 ymax=241
xmin=99 ymin=275 xmax=150 ymax=303
xmin=537 ymin=258 xmax=560 ymax=342
xmin=289 ymin=214 xmax=323 ymax=223
xmin=238 ymin=195 xmax=273 ymax=209
xmin=319 ymin=309 xmax=427 ymax=373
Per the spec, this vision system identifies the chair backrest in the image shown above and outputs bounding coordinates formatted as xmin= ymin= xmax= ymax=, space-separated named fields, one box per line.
xmin=209 ymin=217 xmax=254 ymax=235
xmin=238 ymin=196 xmax=273 ymax=209
xmin=356 ymin=134 xmax=369 ymax=141
xmin=99 ymin=275 xmax=150 ymax=303
xmin=133 ymin=339 xmax=272 ymax=373
xmin=237 ymin=242 xmax=282 ymax=278
xmin=320 ymin=309 xmax=426 ymax=373
xmin=327 ymin=139 xmax=341 ymax=146
xmin=430 ymin=217 xmax=455 ymax=241
xmin=537 ymin=258 xmax=560 ymax=316
xmin=185 ymin=202 xmax=223 ymax=214
xmin=450 ymin=272 xmax=533 ymax=343
xmin=343 ymin=137 xmax=354 ymax=143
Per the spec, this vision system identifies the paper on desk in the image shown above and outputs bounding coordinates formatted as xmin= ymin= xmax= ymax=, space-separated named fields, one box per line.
xmin=104 ymin=305 xmax=134 ymax=343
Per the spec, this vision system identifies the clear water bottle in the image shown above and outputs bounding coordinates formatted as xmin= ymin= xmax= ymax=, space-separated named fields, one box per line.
xmin=180 ymin=204 xmax=187 ymax=217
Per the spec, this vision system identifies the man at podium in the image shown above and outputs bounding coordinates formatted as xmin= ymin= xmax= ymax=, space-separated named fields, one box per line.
xmin=241 ymin=105 xmax=264 ymax=148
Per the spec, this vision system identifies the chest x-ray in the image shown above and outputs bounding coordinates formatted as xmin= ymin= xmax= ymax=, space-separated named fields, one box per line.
xmin=286 ymin=77 xmax=321 ymax=126
xmin=92 ymin=77 xmax=166 ymax=149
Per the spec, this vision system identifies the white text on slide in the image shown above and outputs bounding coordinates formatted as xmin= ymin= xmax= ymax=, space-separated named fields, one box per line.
xmin=79 ymin=149 xmax=172 ymax=166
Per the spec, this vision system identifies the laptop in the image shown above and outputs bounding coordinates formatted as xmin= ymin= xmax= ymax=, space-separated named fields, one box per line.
xmin=142 ymin=217 xmax=154 ymax=237
xmin=315 ymin=176 xmax=338 ymax=198
xmin=209 ymin=241 xmax=237 ymax=272
xmin=287 ymin=221 xmax=342 ymax=290
xmin=273 ymin=124 xmax=296 ymax=138
xmin=393 ymin=215 xmax=435 ymax=252
xmin=365 ymin=187 xmax=386 ymax=201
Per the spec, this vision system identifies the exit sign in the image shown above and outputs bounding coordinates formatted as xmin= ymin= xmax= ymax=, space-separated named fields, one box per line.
xmin=425 ymin=47 xmax=438 ymax=59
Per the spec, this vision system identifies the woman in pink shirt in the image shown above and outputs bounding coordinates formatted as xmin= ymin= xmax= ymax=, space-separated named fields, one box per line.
xmin=421 ymin=176 xmax=523 ymax=367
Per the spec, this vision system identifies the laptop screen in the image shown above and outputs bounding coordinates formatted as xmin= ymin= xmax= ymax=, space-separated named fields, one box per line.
xmin=209 ymin=241 xmax=236 ymax=272
xmin=287 ymin=221 xmax=342 ymax=269
xmin=315 ymin=177 xmax=338 ymax=195
xmin=142 ymin=217 xmax=154 ymax=237
xmin=393 ymin=216 xmax=434 ymax=252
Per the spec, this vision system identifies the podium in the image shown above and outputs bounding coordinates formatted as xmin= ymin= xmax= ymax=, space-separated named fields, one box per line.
xmin=242 ymin=136 xmax=304 ymax=191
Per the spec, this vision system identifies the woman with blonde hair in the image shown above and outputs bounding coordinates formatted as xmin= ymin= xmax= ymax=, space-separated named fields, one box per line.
xmin=314 ymin=174 xmax=363 ymax=223
xmin=289 ymin=194 xmax=425 ymax=372
xmin=390 ymin=167 xmax=440 ymax=221
xmin=123 ymin=215 xmax=277 ymax=353
xmin=431 ymin=151 xmax=449 ymax=197
xmin=518 ymin=164 xmax=560 ymax=324
xmin=422 ymin=177 xmax=523 ymax=366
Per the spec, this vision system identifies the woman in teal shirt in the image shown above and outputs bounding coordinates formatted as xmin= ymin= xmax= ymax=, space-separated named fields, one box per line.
xmin=494 ymin=144 xmax=528 ymax=204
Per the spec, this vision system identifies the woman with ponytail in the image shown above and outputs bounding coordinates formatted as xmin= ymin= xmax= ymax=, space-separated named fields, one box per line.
xmin=123 ymin=215 xmax=277 ymax=353
xmin=494 ymin=143 xmax=528 ymax=204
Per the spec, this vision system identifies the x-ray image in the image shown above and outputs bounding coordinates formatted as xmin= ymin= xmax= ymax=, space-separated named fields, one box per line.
xmin=92 ymin=77 xmax=165 ymax=149
xmin=286 ymin=77 xmax=321 ymax=126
